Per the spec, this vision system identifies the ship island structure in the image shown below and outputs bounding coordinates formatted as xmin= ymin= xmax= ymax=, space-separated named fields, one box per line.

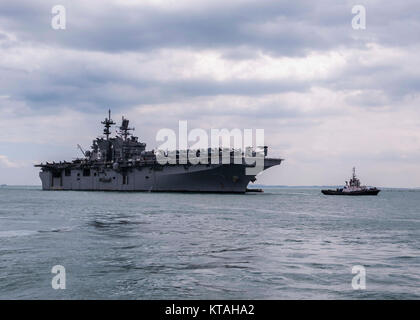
xmin=35 ymin=111 xmax=283 ymax=193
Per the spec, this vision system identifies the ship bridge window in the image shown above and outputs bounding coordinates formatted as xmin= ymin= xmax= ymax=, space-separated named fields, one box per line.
xmin=83 ymin=169 xmax=91 ymax=176
xmin=65 ymin=169 xmax=71 ymax=176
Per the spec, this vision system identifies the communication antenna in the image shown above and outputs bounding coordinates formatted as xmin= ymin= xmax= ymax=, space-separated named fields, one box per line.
xmin=101 ymin=109 xmax=116 ymax=140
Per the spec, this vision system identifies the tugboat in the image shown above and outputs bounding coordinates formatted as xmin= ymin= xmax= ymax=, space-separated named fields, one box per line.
xmin=322 ymin=168 xmax=380 ymax=196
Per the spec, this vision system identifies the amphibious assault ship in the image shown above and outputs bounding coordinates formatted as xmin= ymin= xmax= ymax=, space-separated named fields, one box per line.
xmin=35 ymin=111 xmax=282 ymax=193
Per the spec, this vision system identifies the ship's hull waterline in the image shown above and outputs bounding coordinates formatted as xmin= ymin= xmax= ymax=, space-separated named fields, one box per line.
xmin=321 ymin=189 xmax=380 ymax=196
xmin=40 ymin=159 xmax=281 ymax=193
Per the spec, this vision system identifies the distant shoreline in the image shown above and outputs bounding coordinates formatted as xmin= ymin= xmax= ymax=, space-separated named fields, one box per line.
xmin=1 ymin=184 xmax=419 ymax=190
xmin=249 ymin=185 xmax=420 ymax=190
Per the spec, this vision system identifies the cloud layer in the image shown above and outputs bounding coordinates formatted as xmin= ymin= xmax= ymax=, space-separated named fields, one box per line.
xmin=1 ymin=0 xmax=420 ymax=186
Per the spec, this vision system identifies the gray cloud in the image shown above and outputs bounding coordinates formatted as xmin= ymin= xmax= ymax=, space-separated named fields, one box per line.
xmin=1 ymin=0 xmax=420 ymax=186
xmin=1 ymin=1 xmax=419 ymax=55
xmin=1 ymin=0 xmax=419 ymax=111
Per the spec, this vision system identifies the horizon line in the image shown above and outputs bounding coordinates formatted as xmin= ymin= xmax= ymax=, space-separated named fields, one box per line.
xmin=1 ymin=184 xmax=419 ymax=190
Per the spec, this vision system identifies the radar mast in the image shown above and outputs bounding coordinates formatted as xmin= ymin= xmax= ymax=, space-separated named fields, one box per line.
xmin=101 ymin=109 xmax=116 ymax=140
xmin=118 ymin=116 xmax=135 ymax=141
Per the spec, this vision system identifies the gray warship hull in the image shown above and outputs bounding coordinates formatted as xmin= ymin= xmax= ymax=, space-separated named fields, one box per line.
xmin=36 ymin=111 xmax=283 ymax=193
xmin=39 ymin=159 xmax=281 ymax=193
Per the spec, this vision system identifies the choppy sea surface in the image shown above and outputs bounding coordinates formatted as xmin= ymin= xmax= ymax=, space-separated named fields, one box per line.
xmin=0 ymin=186 xmax=419 ymax=299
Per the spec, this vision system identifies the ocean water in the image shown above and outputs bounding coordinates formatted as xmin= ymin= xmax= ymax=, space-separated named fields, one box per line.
xmin=0 ymin=186 xmax=419 ymax=299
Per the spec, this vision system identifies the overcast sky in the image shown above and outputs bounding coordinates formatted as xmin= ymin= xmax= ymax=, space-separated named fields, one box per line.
xmin=1 ymin=0 xmax=419 ymax=187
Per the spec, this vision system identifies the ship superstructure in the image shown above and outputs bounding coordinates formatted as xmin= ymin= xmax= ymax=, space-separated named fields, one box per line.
xmin=35 ymin=111 xmax=282 ymax=193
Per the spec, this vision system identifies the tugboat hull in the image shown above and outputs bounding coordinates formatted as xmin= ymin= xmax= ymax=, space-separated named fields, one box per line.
xmin=321 ymin=189 xmax=380 ymax=196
